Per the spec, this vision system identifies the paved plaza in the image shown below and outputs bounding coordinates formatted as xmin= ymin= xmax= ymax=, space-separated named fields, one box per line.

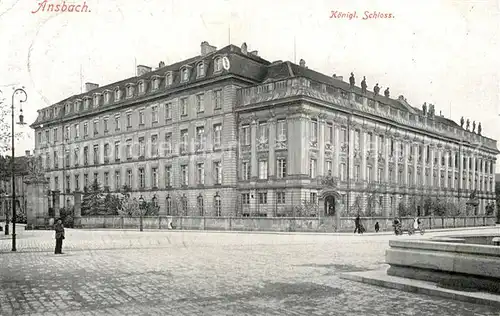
xmin=1 ymin=226 xmax=499 ymax=316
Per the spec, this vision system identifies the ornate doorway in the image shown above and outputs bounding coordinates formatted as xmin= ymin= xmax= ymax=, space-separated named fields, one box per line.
xmin=324 ymin=195 xmax=336 ymax=216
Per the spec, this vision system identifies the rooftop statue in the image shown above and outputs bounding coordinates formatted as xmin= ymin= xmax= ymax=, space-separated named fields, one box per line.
xmin=373 ymin=83 xmax=380 ymax=95
xmin=472 ymin=121 xmax=476 ymax=133
xmin=428 ymin=104 xmax=435 ymax=117
xmin=349 ymin=72 xmax=355 ymax=87
xmin=384 ymin=87 xmax=390 ymax=97
xmin=478 ymin=123 xmax=482 ymax=135
xmin=361 ymin=76 xmax=367 ymax=94
xmin=422 ymin=102 xmax=427 ymax=116
xmin=460 ymin=116 xmax=464 ymax=128
xmin=466 ymin=119 xmax=470 ymax=130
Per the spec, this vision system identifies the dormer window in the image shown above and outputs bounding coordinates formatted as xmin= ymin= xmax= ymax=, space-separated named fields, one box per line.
xmin=181 ymin=68 xmax=190 ymax=82
xmin=165 ymin=72 xmax=173 ymax=86
xmin=197 ymin=62 xmax=205 ymax=78
xmin=152 ymin=76 xmax=160 ymax=90
xmin=64 ymin=103 xmax=70 ymax=114
xmin=114 ymin=87 xmax=121 ymax=101
xmin=126 ymin=84 xmax=135 ymax=98
xmin=93 ymin=93 xmax=101 ymax=107
xmin=74 ymin=99 xmax=81 ymax=112
xmin=214 ymin=57 xmax=222 ymax=72
xmin=138 ymin=80 xmax=145 ymax=94
xmin=104 ymin=90 xmax=111 ymax=104
xmin=84 ymin=97 xmax=91 ymax=110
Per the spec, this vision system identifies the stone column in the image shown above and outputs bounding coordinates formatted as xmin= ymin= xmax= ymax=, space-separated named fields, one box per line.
xmin=318 ymin=117 xmax=325 ymax=176
xmin=268 ymin=118 xmax=276 ymax=178
xmin=73 ymin=191 xmax=82 ymax=228
xmin=333 ymin=125 xmax=340 ymax=177
xmin=394 ymin=139 xmax=399 ymax=184
xmin=412 ymin=143 xmax=418 ymax=186
xmin=250 ymin=120 xmax=258 ymax=179
xmin=361 ymin=131 xmax=367 ymax=181
xmin=403 ymin=141 xmax=409 ymax=186
xmin=465 ymin=154 xmax=470 ymax=191
xmin=429 ymin=145 xmax=435 ymax=188
xmin=422 ymin=144 xmax=427 ymax=186
xmin=373 ymin=133 xmax=379 ymax=181
xmin=444 ymin=151 xmax=449 ymax=189
xmin=472 ymin=155 xmax=477 ymax=191
xmin=384 ymin=136 xmax=389 ymax=183
xmin=348 ymin=128 xmax=354 ymax=179
xmin=459 ymin=149 xmax=464 ymax=191
xmin=53 ymin=190 xmax=61 ymax=218
xmin=437 ymin=149 xmax=442 ymax=189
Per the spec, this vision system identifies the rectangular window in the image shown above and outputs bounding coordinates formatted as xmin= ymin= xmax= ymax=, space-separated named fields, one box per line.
xmin=241 ymin=125 xmax=250 ymax=145
xmin=277 ymin=158 xmax=287 ymax=178
xmin=114 ymin=141 xmax=120 ymax=161
xmin=103 ymin=118 xmax=109 ymax=133
xmin=259 ymin=160 xmax=268 ymax=179
xmin=214 ymin=161 xmax=222 ymax=184
xmin=242 ymin=161 xmax=251 ymax=180
xmin=180 ymin=129 xmax=188 ymax=153
xmin=197 ymin=163 xmax=205 ymax=185
xmin=84 ymin=173 xmax=89 ymax=189
xmin=65 ymin=150 xmax=70 ymax=168
xmin=104 ymin=172 xmax=109 ymax=187
xmin=354 ymin=129 xmax=360 ymax=150
xmin=326 ymin=123 xmax=333 ymax=144
xmin=152 ymin=167 xmax=158 ymax=188
xmin=93 ymin=145 xmax=99 ymax=165
xmin=165 ymin=166 xmax=172 ymax=187
xmin=54 ymin=176 xmax=59 ymax=190
xmin=354 ymin=165 xmax=360 ymax=182
xmin=74 ymin=148 xmax=79 ymax=166
xmin=75 ymin=174 xmax=80 ymax=191
xmin=196 ymin=94 xmax=205 ymax=113
xmin=310 ymin=193 xmax=317 ymax=204
xmin=104 ymin=144 xmax=110 ymax=163
xmin=115 ymin=115 xmax=121 ymax=131
xmin=53 ymin=128 xmax=58 ymax=142
xmin=258 ymin=123 xmax=269 ymax=141
xmin=126 ymin=113 xmax=132 ymax=127
xmin=367 ymin=166 xmax=373 ymax=182
xmin=378 ymin=135 xmax=384 ymax=152
xmin=151 ymin=135 xmax=158 ymax=157
xmin=65 ymin=126 xmax=70 ymax=140
xmin=196 ymin=126 xmax=205 ymax=150
xmin=115 ymin=171 xmax=120 ymax=189
xmin=139 ymin=110 xmax=145 ymax=125
xmin=214 ymin=89 xmax=223 ymax=109
xmin=165 ymin=133 xmax=172 ymax=155
xmin=242 ymin=193 xmax=250 ymax=205
xmin=180 ymin=98 xmax=188 ymax=116
xmin=325 ymin=161 xmax=333 ymax=174
xmin=213 ymin=124 xmax=222 ymax=149
xmin=165 ymin=103 xmax=172 ymax=120
xmin=84 ymin=147 xmax=89 ymax=165
xmin=340 ymin=163 xmax=347 ymax=181
xmin=139 ymin=137 xmax=145 ymax=158
xmin=310 ymin=120 xmax=318 ymax=142
xmin=277 ymin=120 xmax=287 ymax=140
xmin=276 ymin=192 xmax=285 ymax=204
xmin=93 ymin=120 xmax=99 ymax=135
xmin=151 ymin=106 xmax=158 ymax=123
xmin=341 ymin=127 xmax=347 ymax=143
xmin=309 ymin=159 xmax=317 ymax=178
xmin=45 ymin=130 xmax=50 ymax=143
xmin=126 ymin=140 xmax=132 ymax=159
xmin=181 ymin=165 xmax=188 ymax=186
xmin=126 ymin=170 xmax=132 ymax=187
xmin=258 ymin=192 xmax=267 ymax=204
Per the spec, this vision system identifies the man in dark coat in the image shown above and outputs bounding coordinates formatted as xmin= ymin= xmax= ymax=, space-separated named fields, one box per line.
xmin=354 ymin=215 xmax=362 ymax=234
xmin=54 ymin=219 xmax=65 ymax=254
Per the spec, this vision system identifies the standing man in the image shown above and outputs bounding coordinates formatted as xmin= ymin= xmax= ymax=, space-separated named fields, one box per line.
xmin=354 ymin=215 xmax=361 ymax=234
xmin=54 ymin=218 xmax=65 ymax=254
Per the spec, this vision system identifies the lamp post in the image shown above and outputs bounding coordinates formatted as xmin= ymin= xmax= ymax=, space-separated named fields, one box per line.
xmin=10 ymin=88 xmax=27 ymax=252
xmin=138 ymin=195 xmax=144 ymax=232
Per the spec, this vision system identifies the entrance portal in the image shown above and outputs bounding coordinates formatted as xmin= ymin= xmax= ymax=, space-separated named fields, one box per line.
xmin=324 ymin=195 xmax=336 ymax=216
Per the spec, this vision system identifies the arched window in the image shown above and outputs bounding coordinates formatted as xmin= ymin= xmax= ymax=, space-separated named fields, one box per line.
xmin=197 ymin=194 xmax=204 ymax=216
xmin=181 ymin=194 xmax=188 ymax=215
xmin=182 ymin=68 xmax=189 ymax=82
xmin=214 ymin=57 xmax=222 ymax=72
xmin=197 ymin=62 xmax=205 ymax=77
xmin=214 ymin=193 xmax=221 ymax=216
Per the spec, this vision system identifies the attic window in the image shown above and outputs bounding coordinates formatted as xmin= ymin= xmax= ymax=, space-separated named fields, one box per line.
xmin=65 ymin=103 xmax=70 ymax=113
xmin=165 ymin=72 xmax=173 ymax=86
xmin=138 ymin=81 xmax=145 ymax=94
xmin=152 ymin=76 xmax=160 ymax=90
xmin=74 ymin=100 xmax=81 ymax=112
xmin=214 ymin=57 xmax=222 ymax=72
xmin=126 ymin=85 xmax=135 ymax=98
xmin=93 ymin=94 xmax=101 ymax=107
xmin=84 ymin=97 xmax=91 ymax=109
xmin=197 ymin=62 xmax=205 ymax=78
xmin=181 ymin=68 xmax=190 ymax=82
xmin=104 ymin=91 xmax=111 ymax=104
xmin=114 ymin=88 xmax=121 ymax=101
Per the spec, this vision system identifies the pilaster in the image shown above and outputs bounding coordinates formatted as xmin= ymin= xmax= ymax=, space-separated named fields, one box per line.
xmin=250 ymin=120 xmax=258 ymax=179
xmin=318 ymin=118 xmax=325 ymax=176
xmin=268 ymin=118 xmax=276 ymax=177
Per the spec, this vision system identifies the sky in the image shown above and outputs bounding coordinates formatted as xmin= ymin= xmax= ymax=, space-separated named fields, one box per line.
xmin=0 ymin=0 xmax=499 ymax=167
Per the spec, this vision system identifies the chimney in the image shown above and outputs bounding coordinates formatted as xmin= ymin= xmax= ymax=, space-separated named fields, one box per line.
xmin=137 ymin=65 xmax=152 ymax=76
xmin=299 ymin=59 xmax=306 ymax=67
xmin=25 ymin=150 xmax=30 ymax=157
xmin=250 ymin=50 xmax=259 ymax=56
xmin=85 ymin=82 xmax=99 ymax=92
xmin=158 ymin=61 xmax=165 ymax=69
xmin=200 ymin=41 xmax=217 ymax=56
xmin=241 ymin=42 xmax=248 ymax=55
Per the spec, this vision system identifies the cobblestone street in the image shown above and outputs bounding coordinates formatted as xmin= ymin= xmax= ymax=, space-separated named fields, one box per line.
xmin=1 ymin=226 xmax=499 ymax=315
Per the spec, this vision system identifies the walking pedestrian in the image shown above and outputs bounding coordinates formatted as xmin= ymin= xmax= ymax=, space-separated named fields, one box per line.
xmin=354 ymin=215 xmax=362 ymax=234
xmin=375 ymin=221 xmax=380 ymax=233
xmin=54 ymin=218 xmax=65 ymax=254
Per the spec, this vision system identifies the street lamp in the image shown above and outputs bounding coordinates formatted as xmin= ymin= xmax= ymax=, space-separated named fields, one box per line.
xmin=10 ymin=87 xmax=27 ymax=252
xmin=138 ymin=195 xmax=144 ymax=232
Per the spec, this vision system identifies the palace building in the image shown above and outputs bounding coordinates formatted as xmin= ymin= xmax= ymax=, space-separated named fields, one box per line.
xmin=31 ymin=41 xmax=498 ymax=217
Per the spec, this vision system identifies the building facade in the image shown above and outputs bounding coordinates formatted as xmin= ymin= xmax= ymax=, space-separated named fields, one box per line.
xmin=31 ymin=42 xmax=498 ymax=217
xmin=0 ymin=153 xmax=30 ymax=222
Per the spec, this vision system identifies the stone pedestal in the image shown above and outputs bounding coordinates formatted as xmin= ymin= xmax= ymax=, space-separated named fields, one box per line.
xmin=73 ymin=191 xmax=82 ymax=228
xmin=24 ymin=179 xmax=49 ymax=230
